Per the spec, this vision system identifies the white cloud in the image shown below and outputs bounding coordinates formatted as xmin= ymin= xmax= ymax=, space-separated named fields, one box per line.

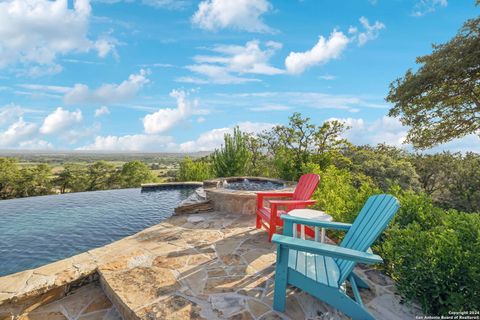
xmin=331 ymin=116 xmax=408 ymax=147
xmin=213 ymin=91 xmax=388 ymax=113
xmin=179 ymin=121 xmax=275 ymax=152
xmin=285 ymin=30 xmax=349 ymax=74
xmin=64 ymin=69 xmax=149 ymax=104
xmin=0 ymin=104 xmax=29 ymax=126
xmin=192 ymin=0 xmax=273 ymax=33
xmin=95 ymin=106 xmax=110 ymax=117
xmin=350 ymin=17 xmax=385 ymax=46
xmin=426 ymin=134 xmax=480 ymax=153
xmin=179 ymin=40 xmax=283 ymax=84
xmin=143 ymin=90 xmax=206 ymax=134
xmin=0 ymin=0 xmax=117 ymax=69
xmin=78 ymin=134 xmax=175 ymax=151
xmin=318 ymin=74 xmax=336 ymax=80
xmin=411 ymin=0 xmax=447 ymax=17
xmin=40 ymin=107 xmax=83 ymax=135
xmin=17 ymin=84 xmax=71 ymax=94
xmin=18 ymin=139 xmax=54 ymax=150
xmin=18 ymin=64 xmax=64 ymax=78
xmin=249 ymin=105 xmax=291 ymax=112
xmin=96 ymin=0 xmax=190 ymax=10
xmin=0 ymin=118 xmax=38 ymax=147
xmin=93 ymin=36 xmax=119 ymax=59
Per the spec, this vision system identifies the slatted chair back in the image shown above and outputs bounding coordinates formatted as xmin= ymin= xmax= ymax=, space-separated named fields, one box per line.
xmin=288 ymin=173 xmax=320 ymax=211
xmin=336 ymin=194 xmax=399 ymax=284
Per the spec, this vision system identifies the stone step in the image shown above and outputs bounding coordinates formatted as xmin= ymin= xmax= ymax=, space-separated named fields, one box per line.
xmin=99 ymin=271 xmax=138 ymax=320
xmin=174 ymin=200 xmax=214 ymax=215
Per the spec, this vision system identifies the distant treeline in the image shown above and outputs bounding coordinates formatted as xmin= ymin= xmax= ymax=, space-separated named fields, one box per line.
xmin=0 ymin=159 xmax=157 ymax=199
xmin=0 ymin=151 xmax=208 ymax=166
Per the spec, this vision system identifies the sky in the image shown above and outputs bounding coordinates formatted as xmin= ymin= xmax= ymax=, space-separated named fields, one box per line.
xmin=0 ymin=0 xmax=478 ymax=152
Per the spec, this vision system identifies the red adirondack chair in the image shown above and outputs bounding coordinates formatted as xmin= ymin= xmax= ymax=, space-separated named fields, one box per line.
xmin=256 ymin=173 xmax=320 ymax=241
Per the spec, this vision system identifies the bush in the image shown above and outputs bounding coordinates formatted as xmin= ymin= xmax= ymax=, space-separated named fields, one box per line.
xmin=120 ymin=160 xmax=157 ymax=187
xmin=212 ymin=127 xmax=251 ymax=177
xmin=310 ymin=164 xmax=379 ymax=224
xmin=377 ymin=190 xmax=480 ymax=314
xmin=177 ymin=157 xmax=213 ymax=182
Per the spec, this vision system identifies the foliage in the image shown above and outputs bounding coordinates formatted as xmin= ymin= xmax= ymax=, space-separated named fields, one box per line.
xmin=442 ymin=152 xmax=480 ymax=212
xmin=308 ymin=163 xmax=379 ymax=224
xmin=0 ymin=158 xmax=21 ymax=199
xmin=86 ymin=161 xmax=119 ymax=191
xmin=387 ymin=10 xmax=480 ymax=148
xmin=259 ymin=113 xmax=348 ymax=180
xmin=120 ymin=160 xmax=156 ymax=187
xmin=344 ymin=145 xmax=420 ymax=191
xmin=16 ymin=164 xmax=53 ymax=197
xmin=245 ymin=133 xmax=271 ymax=176
xmin=410 ymin=152 xmax=453 ymax=196
xmin=377 ymin=191 xmax=480 ymax=314
xmin=55 ymin=164 xmax=88 ymax=193
xmin=177 ymin=157 xmax=214 ymax=181
xmin=212 ymin=127 xmax=251 ymax=177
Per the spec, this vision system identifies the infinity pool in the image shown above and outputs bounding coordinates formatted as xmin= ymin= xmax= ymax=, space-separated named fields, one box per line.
xmin=0 ymin=187 xmax=196 ymax=277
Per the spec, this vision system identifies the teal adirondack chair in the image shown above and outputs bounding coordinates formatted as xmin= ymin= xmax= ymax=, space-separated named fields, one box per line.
xmin=272 ymin=194 xmax=400 ymax=320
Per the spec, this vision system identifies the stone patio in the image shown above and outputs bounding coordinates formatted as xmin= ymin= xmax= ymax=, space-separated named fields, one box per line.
xmin=0 ymin=211 xmax=421 ymax=320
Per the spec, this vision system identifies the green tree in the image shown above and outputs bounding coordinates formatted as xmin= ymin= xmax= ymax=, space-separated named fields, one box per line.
xmin=341 ymin=145 xmax=420 ymax=191
xmin=56 ymin=164 xmax=88 ymax=193
xmin=17 ymin=164 xmax=53 ymax=197
xmin=259 ymin=113 xmax=348 ymax=180
xmin=245 ymin=133 xmax=271 ymax=176
xmin=86 ymin=161 xmax=119 ymax=191
xmin=120 ymin=160 xmax=156 ymax=187
xmin=387 ymin=7 xmax=480 ymax=148
xmin=443 ymin=152 xmax=480 ymax=212
xmin=177 ymin=157 xmax=213 ymax=181
xmin=0 ymin=158 xmax=20 ymax=199
xmin=212 ymin=127 xmax=251 ymax=177
xmin=411 ymin=153 xmax=454 ymax=196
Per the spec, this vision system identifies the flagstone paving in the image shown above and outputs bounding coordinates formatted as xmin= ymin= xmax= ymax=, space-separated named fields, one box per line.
xmin=1 ymin=211 xmax=422 ymax=320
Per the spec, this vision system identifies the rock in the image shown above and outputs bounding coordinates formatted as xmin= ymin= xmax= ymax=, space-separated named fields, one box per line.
xmin=210 ymin=294 xmax=246 ymax=318
xmin=137 ymin=295 xmax=206 ymax=320
xmin=247 ymin=299 xmax=270 ymax=318
xmin=175 ymin=200 xmax=214 ymax=215
xmin=364 ymin=269 xmax=394 ymax=287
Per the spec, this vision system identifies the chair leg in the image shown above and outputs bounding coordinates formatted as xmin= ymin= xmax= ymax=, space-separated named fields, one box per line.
xmin=273 ymin=246 xmax=289 ymax=312
xmin=268 ymin=230 xmax=274 ymax=242
xmin=351 ymin=272 xmax=370 ymax=289
xmin=315 ymin=290 xmax=374 ymax=320
xmin=268 ymin=206 xmax=278 ymax=242
xmin=256 ymin=212 xmax=261 ymax=229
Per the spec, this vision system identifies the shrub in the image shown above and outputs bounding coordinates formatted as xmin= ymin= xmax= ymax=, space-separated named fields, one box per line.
xmin=376 ymin=189 xmax=480 ymax=314
xmin=212 ymin=127 xmax=251 ymax=177
xmin=310 ymin=164 xmax=379 ymax=224
xmin=177 ymin=157 xmax=213 ymax=182
xmin=120 ymin=160 xmax=157 ymax=187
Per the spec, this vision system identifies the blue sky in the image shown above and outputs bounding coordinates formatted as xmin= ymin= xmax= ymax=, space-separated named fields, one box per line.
xmin=0 ymin=0 xmax=478 ymax=152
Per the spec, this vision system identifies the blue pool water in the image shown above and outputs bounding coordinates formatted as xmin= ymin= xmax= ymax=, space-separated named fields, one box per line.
xmin=0 ymin=187 xmax=196 ymax=277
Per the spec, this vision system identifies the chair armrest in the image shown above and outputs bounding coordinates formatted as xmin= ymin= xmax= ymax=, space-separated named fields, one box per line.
xmin=255 ymin=192 xmax=294 ymax=197
xmin=272 ymin=234 xmax=383 ymax=264
xmin=281 ymin=214 xmax=352 ymax=231
xmin=256 ymin=192 xmax=294 ymax=209
xmin=268 ymin=199 xmax=316 ymax=206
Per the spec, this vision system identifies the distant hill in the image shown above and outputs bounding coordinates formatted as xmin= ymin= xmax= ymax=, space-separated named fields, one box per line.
xmin=0 ymin=150 xmax=212 ymax=164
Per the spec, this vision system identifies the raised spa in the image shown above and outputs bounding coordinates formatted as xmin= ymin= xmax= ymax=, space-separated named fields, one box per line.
xmin=0 ymin=186 xmax=197 ymax=276
xmin=204 ymin=177 xmax=293 ymax=215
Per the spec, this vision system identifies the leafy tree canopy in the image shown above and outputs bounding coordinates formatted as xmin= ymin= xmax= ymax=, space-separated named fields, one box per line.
xmin=387 ymin=8 xmax=480 ymax=148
